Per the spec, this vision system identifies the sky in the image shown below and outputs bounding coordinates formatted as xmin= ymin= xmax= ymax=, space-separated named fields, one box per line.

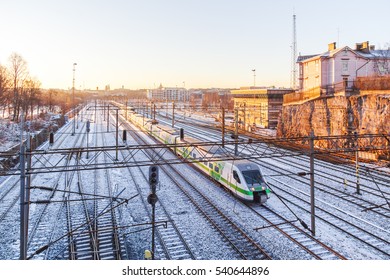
xmin=0 ymin=0 xmax=389 ymax=90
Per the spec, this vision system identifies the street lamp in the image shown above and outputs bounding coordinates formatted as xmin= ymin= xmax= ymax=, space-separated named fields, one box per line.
xmin=72 ymin=62 xmax=77 ymax=136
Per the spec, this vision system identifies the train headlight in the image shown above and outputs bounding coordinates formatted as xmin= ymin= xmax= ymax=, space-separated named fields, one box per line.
xmin=250 ymin=187 xmax=255 ymax=192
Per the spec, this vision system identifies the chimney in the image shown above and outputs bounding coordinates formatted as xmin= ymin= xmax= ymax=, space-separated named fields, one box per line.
xmin=328 ymin=42 xmax=337 ymax=51
xmin=356 ymin=41 xmax=370 ymax=53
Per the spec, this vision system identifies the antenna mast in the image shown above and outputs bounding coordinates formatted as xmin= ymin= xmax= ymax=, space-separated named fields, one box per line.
xmin=291 ymin=12 xmax=297 ymax=89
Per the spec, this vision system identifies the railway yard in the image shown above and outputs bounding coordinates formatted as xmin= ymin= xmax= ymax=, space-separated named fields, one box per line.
xmin=0 ymin=101 xmax=389 ymax=260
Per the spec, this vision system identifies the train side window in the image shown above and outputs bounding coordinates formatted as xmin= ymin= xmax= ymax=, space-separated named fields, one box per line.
xmin=233 ymin=170 xmax=241 ymax=183
xmin=208 ymin=163 xmax=213 ymax=169
xmin=215 ymin=166 xmax=219 ymax=173
xmin=193 ymin=153 xmax=196 ymax=158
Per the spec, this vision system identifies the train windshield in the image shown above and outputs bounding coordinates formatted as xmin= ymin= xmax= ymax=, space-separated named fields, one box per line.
xmin=242 ymin=170 xmax=265 ymax=185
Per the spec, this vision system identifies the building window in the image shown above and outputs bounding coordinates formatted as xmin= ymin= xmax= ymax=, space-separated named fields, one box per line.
xmin=342 ymin=60 xmax=349 ymax=72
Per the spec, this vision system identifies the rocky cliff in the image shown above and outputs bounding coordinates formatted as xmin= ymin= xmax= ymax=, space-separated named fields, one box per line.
xmin=277 ymin=91 xmax=390 ymax=159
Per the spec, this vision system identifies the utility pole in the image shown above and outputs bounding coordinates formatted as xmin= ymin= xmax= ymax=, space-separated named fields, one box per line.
xmin=86 ymin=120 xmax=90 ymax=159
xmin=172 ymin=102 xmax=175 ymax=128
xmin=165 ymin=99 xmax=167 ymax=118
xmin=221 ymin=107 xmax=225 ymax=148
xmin=309 ymin=131 xmax=316 ymax=236
xmin=76 ymin=107 xmax=79 ymax=129
xmin=291 ymin=13 xmax=298 ymax=89
xmin=107 ymin=103 xmax=110 ymax=132
xmin=72 ymin=63 xmax=77 ymax=136
xmin=153 ymin=103 xmax=156 ymax=122
xmin=103 ymin=100 xmax=105 ymax=121
xmin=243 ymin=103 xmax=246 ymax=131
xmin=125 ymin=100 xmax=128 ymax=120
xmin=234 ymin=108 xmax=238 ymax=156
xmin=355 ymin=132 xmax=361 ymax=195
xmin=19 ymin=114 xmax=27 ymax=260
xmin=25 ymin=132 xmax=32 ymax=244
xmin=115 ymin=109 xmax=119 ymax=161
xmin=148 ymin=166 xmax=159 ymax=260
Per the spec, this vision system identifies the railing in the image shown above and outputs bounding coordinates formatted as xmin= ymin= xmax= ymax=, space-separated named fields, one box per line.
xmin=283 ymin=87 xmax=320 ymax=104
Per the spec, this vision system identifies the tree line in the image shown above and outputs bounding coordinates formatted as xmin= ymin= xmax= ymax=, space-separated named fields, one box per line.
xmin=0 ymin=52 xmax=74 ymax=122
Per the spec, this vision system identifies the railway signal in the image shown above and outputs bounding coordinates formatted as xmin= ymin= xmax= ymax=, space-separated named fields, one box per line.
xmin=49 ymin=132 xmax=54 ymax=146
xmin=148 ymin=165 xmax=159 ymax=260
xmin=122 ymin=129 xmax=127 ymax=143
xmin=149 ymin=165 xmax=159 ymax=189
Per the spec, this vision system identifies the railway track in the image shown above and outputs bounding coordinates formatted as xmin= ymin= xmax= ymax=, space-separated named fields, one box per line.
xmin=116 ymin=118 xmax=199 ymax=260
xmin=151 ymin=113 xmax=389 ymax=258
xmin=248 ymin=204 xmax=346 ymax=260
xmin=120 ymin=154 xmax=196 ymax=260
xmin=167 ymin=118 xmax=389 ymax=219
xmin=63 ymin=110 xmax=126 ymax=260
xmin=268 ymin=178 xmax=390 ymax=258
xmin=123 ymin=116 xmax=272 ymax=260
xmin=0 ymin=118 xmax=84 ymax=225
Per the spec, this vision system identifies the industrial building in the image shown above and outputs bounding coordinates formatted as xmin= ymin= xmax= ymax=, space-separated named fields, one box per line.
xmin=231 ymin=87 xmax=294 ymax=129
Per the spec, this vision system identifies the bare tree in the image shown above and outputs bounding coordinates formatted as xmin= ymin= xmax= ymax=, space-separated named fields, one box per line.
xmin=22 ymin=78 xmax=41 ymax=120
xmin=0 ymin=65 xmax=10 ymax=118
xmin=372 ymin=43 xmax=390 ymax=76
xmin=8 ymin=53 xmax=28 ymax=121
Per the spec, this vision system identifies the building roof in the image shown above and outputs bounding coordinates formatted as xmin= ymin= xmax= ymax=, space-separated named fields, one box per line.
xmin=297 ymin=46 xmax=390 ymax=63
xmin=297 ymin=54 xmax=319 ymax=62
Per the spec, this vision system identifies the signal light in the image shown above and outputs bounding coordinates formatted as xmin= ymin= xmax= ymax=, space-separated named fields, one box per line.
xmin=86 ymin=120 xmax=90 ymax=133
xmin=180 ymin=128 xmax=184 ymax=140
xmin=49 ymin=132 xmax=54 ymax=145
xmin=149 ymin=165 xmax=159 ymax=187
xmin=123 ymin=130 xmax=127 ymax=142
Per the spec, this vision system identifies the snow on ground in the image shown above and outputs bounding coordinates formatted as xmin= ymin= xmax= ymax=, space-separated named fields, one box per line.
xmin=0 ymin=106 xmax=389 ymax=260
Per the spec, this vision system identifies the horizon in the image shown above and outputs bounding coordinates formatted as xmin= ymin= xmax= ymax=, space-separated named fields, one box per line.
xmin=1 ymin=0 xmax=389 ymax=90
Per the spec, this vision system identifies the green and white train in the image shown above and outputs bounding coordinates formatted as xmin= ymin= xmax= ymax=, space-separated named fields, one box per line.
xmin=129 ymin=113 xmax=270 ymax=204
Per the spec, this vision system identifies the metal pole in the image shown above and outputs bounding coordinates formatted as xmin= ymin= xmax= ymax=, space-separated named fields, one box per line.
xmin=222 ymin=107 xmax=225 ymax=148
xmin=151 ymin=200 xmax=155 ymax=260
xmin=309 ymin=131 xmax=316 ymax=236
xmin=234 ymin=108 xmax=238 ymax=156
xmin=86 ymin=130 xmax=89 ymax=159
xmin=356 ymin=150 xmax=361 ymax=195
xmin=172 ymin=102 xmax=175 ymax=128
xmin=103 ymin=101 xmax=105 ymax=121
xmin=72 ymin=63 xmax=76 ymax=136
xmin=76 ymin=107 xmax=78 ymax=129
xmin=243 ymin=103 xmax=246 ymax=131
xmin=125 ymin=100 xmax=128 ymax=120
xmin=107 ymin=104 xmax=110 ymax=132
xmin=19 ymin=144 xmax=27 ymax=260
xmin=25 ymin=134 xmax=32 ymax=247
xmin=116 ymin=110 xmax=119 ymax=161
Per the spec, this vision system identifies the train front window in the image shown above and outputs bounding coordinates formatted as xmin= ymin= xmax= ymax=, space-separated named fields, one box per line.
xmin=242 ymin=170 xmax=264 ymax=185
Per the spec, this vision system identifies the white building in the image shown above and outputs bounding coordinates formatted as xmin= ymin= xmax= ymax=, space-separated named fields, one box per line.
xmin=147 ymin=84 xmax=189 ymax=101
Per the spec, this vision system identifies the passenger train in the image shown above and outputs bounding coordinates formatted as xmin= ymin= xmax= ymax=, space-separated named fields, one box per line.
xmin=128 ymin=112 xmax=270 ymax=204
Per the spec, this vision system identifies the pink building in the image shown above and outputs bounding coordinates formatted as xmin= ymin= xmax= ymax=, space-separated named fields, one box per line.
xmin=297 ymin=41 xmax=390 ymax=97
